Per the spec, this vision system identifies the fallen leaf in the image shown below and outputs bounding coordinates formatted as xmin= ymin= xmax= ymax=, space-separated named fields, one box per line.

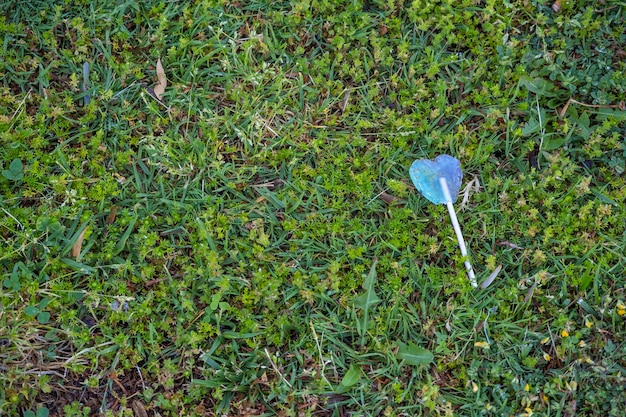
xmin=72 ymin=228 xmax=87 ymax=260
xmin=340 ymin=89 xmax=350 ymax=113
xmin=106 ymin=206 xmax=118 ymax=224
xmin=131 ymin=400 xmax=148 ymax=417
xmin=145 ymin=278 xmax=167 ymax=287
xmin=379 ymin=191 xmax=405 ymax=205
xmin=104 ymin=206 xmax=118 ymax=238
xmin=153 ymin=58 xmax=167 ymax=100
xmin=251 ymin=179 xmax=285 ymax=190
xmin=497 ymin=240 xmax=523 ymax=249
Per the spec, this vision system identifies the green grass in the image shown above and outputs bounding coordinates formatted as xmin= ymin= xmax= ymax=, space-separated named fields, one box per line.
xmin=1 ymin=0 xmax=625 ymax=416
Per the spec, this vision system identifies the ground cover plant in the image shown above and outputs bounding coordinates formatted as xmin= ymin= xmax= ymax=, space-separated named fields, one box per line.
xmin=1 ymin=0 xmax=625 ymax=416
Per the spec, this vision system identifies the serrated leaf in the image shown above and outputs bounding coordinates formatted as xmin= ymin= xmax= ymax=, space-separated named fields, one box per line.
xmin=521 ymin=118 xmax=539 ymax=136
xmin=542 ymin=137 xmax=567 ymax=151
xmin=353 ymin=291 xmax=381 ymax=310
xmin=520 ymin=76 xmax=557 ymax=97
xmin=397 ymin=342 xmax=433 ymax=366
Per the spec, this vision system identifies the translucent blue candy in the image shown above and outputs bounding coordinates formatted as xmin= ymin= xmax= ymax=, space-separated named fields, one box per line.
xmin=410 ymin=155 xmax=463 ymax=204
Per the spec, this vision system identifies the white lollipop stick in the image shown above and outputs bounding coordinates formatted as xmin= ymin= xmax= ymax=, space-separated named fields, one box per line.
xmin=439 ymin=177 xmax=477 ymax=288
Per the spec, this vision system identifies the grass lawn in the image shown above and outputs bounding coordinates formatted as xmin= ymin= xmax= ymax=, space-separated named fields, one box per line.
xmin=1 ymin=0 xmax=625 ymax=416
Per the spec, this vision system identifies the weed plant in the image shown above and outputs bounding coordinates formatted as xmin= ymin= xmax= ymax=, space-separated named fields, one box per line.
xmin=1 ymin=1 xmax=625 ymax=416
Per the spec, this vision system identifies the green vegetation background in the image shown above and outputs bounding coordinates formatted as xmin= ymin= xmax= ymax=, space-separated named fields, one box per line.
xmin=1 ymin=0 xmax=625 ymax=416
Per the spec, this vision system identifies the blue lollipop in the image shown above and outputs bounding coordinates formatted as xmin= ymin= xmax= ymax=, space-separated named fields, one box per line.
xmin=410 ymin=155 xmax=477 ymax=287
xmin=410 ymin=155 xmax=463 ymax=205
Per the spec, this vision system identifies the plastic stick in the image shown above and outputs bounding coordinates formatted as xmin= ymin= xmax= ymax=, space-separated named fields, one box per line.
xmin=439 ymin=177 xmax=477 ymax=287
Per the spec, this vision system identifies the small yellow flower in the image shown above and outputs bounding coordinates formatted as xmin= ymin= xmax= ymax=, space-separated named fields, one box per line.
xmin=543 ymin=352 xmax=551 ymax=362
xmin=474 ymin=341 xmax=490 ymax=349
xmin=578 ymin=340 xmax=587 ymax=348
xmin=585 ymin=319 xmax=593 ymax=328
xmin=472 ymin=382 xmax=479 ymax=393
xmin=561 ymin=329 xmax=569 ymax=338
xmin=617 ymin=300 xmax=626 ymax=316
xmin=541 ymin=336 xmax=550 ymax=345
xmin=524 ymin=383 xmax=531 ymax=392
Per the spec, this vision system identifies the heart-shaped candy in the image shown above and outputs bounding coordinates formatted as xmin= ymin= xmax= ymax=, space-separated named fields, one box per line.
xmin=409 ymin=155 xmax=463 ymax=204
